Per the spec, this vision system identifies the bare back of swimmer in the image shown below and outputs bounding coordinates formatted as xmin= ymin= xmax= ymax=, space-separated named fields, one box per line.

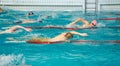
xmin=27 ymin=31 xmax=88 ymax=43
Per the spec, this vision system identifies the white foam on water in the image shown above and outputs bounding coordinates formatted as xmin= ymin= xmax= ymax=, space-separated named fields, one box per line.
xmin=97 ymin=23 xmax=106 ymax=27
xmin=2 ymin=27 xmax=10 ymax=30
xmin=5 ymin=41 xmax=26 ymax=43
xmin=0 ymin=54 xmax=26 ymax=66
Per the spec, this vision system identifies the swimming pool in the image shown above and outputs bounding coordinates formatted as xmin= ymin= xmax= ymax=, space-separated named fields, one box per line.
xmin=0 ymin=10 xmax=120 ymax=66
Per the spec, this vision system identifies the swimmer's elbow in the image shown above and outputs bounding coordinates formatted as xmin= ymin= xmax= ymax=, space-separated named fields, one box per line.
xmin=14 ymin=25 xmax=22 ymax=28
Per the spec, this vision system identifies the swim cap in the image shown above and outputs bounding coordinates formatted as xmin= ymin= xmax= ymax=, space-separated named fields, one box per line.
xmin=91 ymin=20 xmax=97 ymax=26
xmin=28 ymin=11 xmax=34 ymax=15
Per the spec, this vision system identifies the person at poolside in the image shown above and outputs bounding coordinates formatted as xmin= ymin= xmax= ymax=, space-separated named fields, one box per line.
xmin=0 ymin=25 xmax=32 ymax=34
xmin=0 ymin=7 xmax=3 ymax=12
xmin=66 ymin=18 xmax=97 ymax=28
xmin=27 ymin=31 xmax=88 ymax=43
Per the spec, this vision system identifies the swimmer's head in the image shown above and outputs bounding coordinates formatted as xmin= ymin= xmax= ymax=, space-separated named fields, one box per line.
xmin=27 ymin=11 xmax=34 ymax=16
xmin=89 ymin=20 xmax=97 ymax=27
xmin=65 ymin=32 xmax=73 ymax=39
xmin=37 ymin=19 xmax=42 ymax=23
xmin=14 ymin=20 xmax=22 ymax=24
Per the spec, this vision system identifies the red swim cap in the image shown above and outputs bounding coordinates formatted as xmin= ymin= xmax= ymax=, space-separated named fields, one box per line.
xmin=91 ymin=20 xmax=97 ymax=26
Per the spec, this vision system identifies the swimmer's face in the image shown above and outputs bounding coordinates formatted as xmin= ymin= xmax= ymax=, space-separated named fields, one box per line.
xmin=89 ymin=24 xmax=93 ymax=27
xmin=89 ymin=23 xmax=95 ymax=27
xmin=65 ymin=32 xmax=73 ymax=38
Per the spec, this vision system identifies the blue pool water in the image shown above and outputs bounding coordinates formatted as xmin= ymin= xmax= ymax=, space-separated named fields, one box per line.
xmin=0 ymin=10 xmax=120 ymax=66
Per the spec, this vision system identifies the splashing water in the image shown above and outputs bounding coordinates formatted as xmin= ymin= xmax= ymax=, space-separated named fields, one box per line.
xmin=0 ymin=54 xmax=26 ymax=66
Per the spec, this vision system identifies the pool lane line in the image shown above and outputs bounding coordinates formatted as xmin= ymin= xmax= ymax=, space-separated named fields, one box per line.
xmin=5 ymin=40 xmax=120 ymax=44
xmin=98 ymin=13 xmax=120 ymax=15
xmin=71 ymin=40 xmax=120 ymax=44
xmin=99 ymin=18 xmax=120 ymax=20
xmin=26 ymin=26 xmax=120 ymax=30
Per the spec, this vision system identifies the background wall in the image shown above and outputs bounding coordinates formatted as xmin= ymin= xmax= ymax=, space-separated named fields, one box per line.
xmin=0 ymin=0 xmax=120 ymax=11
xmin=98 ymin=0 xmax=120 ymax=11
xmin=0 ymin=0 xmax=84 ymax=11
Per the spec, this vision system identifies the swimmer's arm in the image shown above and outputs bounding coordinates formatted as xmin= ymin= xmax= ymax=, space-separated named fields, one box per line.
xmin=0 ymin=26 xmax=22 ymax=33
xmin=10 ymin=25 xmax=24 ymax=30
xmin=67 ymin=18 xmax=82 ymax=26
xmin=22 ymin=19 xmax=36 ymax=23
xmin=0 ymin=30 xmax=12 ymax=34
xmin=66 ymin=18 xmax=89 ymax=26
xmin=10 ymin=25 xmax=32 ymax=32
xmin=70 ymin=31 xmax=88 ymax=36
xmin=76 ymin=18 xmax=89 ymax=25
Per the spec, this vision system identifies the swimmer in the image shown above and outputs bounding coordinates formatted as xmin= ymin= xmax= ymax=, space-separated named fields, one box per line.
xmin=0 ymin=25 xmax=32 ymax=34
xmin=0 ymin=7 xmax=3 ymax=12
xmin=14 ymin=19 xmax=42 ymax=24
xmin=66 ymin=18 xmax=97 ymax=28
xmin=22 ymin=19 xmax=36 ymax=23
xmin=26 ymin=11 xmax=34 ymax=16
xmin=14 ymin=11 xmax=42 ymax=24
xmin=27 ymin=31 xmax=88 ymax=42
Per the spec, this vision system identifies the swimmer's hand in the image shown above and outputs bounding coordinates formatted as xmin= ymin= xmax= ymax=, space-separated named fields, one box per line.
xmin=70 ymin=31 xmax=88 ymax=36
xmin=25 ymin=28 xmax=32 ymax=32
xmin=80 ymin=33 xmax=88 ymax=36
